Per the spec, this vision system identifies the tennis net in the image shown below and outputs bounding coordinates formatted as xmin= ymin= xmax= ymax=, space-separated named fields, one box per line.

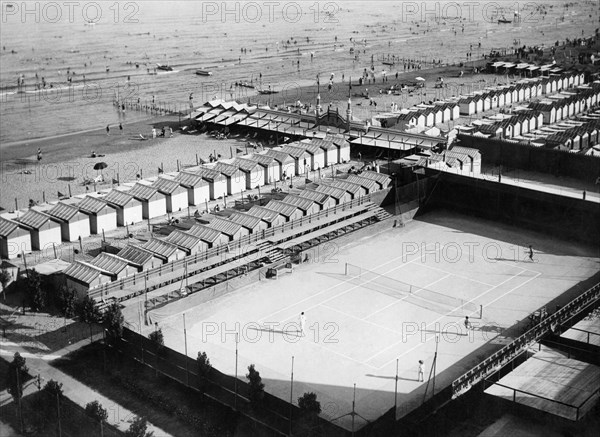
xmin=345 ymin=263 xmax=482 ymax=318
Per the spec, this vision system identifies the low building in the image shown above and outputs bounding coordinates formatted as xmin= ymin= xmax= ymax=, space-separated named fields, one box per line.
xmin=187 ymin=224 xmax=230 ymax=247
xmin=175 ymin=171 xmax=211 ymax=206
xmin=207 ymin=217 xmax=249 ymax=241
xmin=166 ymin=230 xmax=207 ymax=255
xmin=89 ymin=252 xmax=137 ymax=279
xmin=63 ymin=261 xmax=113 ymax=298
xmin=78 ymin=196 xmax=118 ymax=235
xmin=0 ymin=217 xmax=31 ymax=259
xmin=228 ymin=212 xmax=269 ymax=234
xmin=265 ymin=200 xmax=304 ymax=221
xmin=212 ymin=161 xmax=246 ymax=195
xmin=103 ymin=190 xmax=143 ymax=226
xmin=281 ymin=195 xmax=321 ymax=215
xmin=47 ymin=202 xmax=91 ymax=242
xmin=117 ymin=244 xmax=163 ymax=272
xmin=127 ymin=183 xmax=167 ymax=220
xmin=152 ymin=177 xmax=188 ymax=213
xmin=17 ymin=209 xmax=62 ymax=251
xmin=142 ymin=238 xmax=186 ymax=263
xmin=247 ymin=205 xmax=287 ymax=227
xmin=297 ymin=190 xmax=337 ymax=210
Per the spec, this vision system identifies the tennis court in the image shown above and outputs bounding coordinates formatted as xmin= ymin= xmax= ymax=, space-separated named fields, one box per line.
xmin=158 ymin=211 xmax=599 ymax=431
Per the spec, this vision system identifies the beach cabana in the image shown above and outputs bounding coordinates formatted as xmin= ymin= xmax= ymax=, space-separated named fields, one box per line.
xmin=296 ymin=190 xmax=336 ymax=210
xmin=359 ymin=170 xmax=392 ymax=190
xmin=127 ymin=183 xmax=166 ymax=220
xmin=314 ymin=185 xmax=352 ymax=204
xmin=436 ymin=105 xmax=452 ymax=123
xmin=103 ymin=190 xmax=143 ymax=226
xmin=207 ymin=217 xmax=248 ymax=241
xmin=279 ymin=145 xmax=311 ymax=176
xmin=247 ymin=205 xmax=287 ymax=228
xmin=78 ymin=196 xmax=118 ymax=235
xmin=142 ymin=238 xmax=186 ymax=263
xmin=280 ymin=195 xmax=320 ymax=216
xmin=321 ymin=180 xmax=367 ymax=199
xmin=265 ymin=200 xmax=304 ymax=222
xmin=249 ymin=154 xmax=280 ymax=184
xmin=63 ymin=261 xmax=113 ymax=298
xmin=152 ymin=177 xmax=188 ymax=213
xmin=117 ymin=244 xmax=163 ymax=272
xmin=17 ymin=210 xmax=62 ymax=251
xmin=211 ymin=161 xmax=246 ymax=195
xmin=0 ymin=217 xmax=31 ymax=259
xmin=188 ymin=225 xmax=230 ymax=247
xmin=47 ymin=202 xmax=90 ymax=242
xmin=166 ymin=230 xmax=206 ymax=255
xmin=459 ymin=99 xmax=476 ymax=116
xmin=264 ymin=149 xmax=296 ymax=179
xmin=228 ymin=212 xmax=269 ymax=234
xmin=175 ymin=171 xmax=210 ymax=206
xmin=89 ymin=252 xmax=137 ymax=279
xmin=195 ymin=166 xmax=228 ymax=200
xmin=231 ymin=158 xmax=266 ymax=189
xmin=297 ymin=140 xmax=326 ymax=170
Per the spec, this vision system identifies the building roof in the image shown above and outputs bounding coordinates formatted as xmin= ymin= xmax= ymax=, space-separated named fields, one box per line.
xmin=142 ymin=238 xmax=180 ymax=259
xmin=63 ymin=261 xmax=108 ymax=284
xmin=297 ymin=189 xmax=331 ymax=204
xmin=281 ymin=195 xmax=317 ymax=211
xmin=280 ymin=145 xmax=308 ymax=158
xmin=231 ymin=157 xmax=261 ymax=172
xmin=89 ymin=252 xmax=129 ymax=275
xmin=166 ymin=230 xmax=203 ymax=250
xmin=249 ymin=154 xmax=276 ymax=166
xmin=78 ymin=196 xmax=114 ymax=214
xmin=103 ymin=189 xmax=136 ymax=207
xmin=194 ymin=166 xmax=224 ymax=182
xmin=228 ymin=212 xmax=264 ymax=230
xmin=213 ymin=162 xmax=242 ymax=177
xmin=296 ymin=141 xmax=323 ymax=155
xmin=323 ymin=180 xmax=363 ymax=195
xmin=18 ymin=210 xmax=58 ymax=229
xmin=0 ymin=217 xmax=22 ymax=238
xmin=188 ymin=224 xmax=223 ymax=242
xmin=175 ymin=171 xmax=208 ymax=188
xmin=346 ymin=175 xmax=379 ymax=191
xmin=359 ymin=171 xmax=392 ymax=186
xmin=265 ymin=200 xmax=300 ymax=217
xmin=264 ymin=149 xmax=294 ymax=163
xmin=450 ymin=146 xmax=481 ymax=159
xmin=310 ymin=138 xmax=337 ymax=150
xmin=117 ymin=244 xmax=157 ymax=267
xmin=207 ymin=217 xmax=243 ymax=236
xmin=247 ymin=205 xmax=282 ymax=223
xmin=127 ymin=183 xmax=160 ymax=201
xmin=152 ymin=177 xmax=183 ymax=195
xmin=315 ymin=184 xmax=348 ymax=199
xmin=47 ymin=202 xmax=81 ymax=221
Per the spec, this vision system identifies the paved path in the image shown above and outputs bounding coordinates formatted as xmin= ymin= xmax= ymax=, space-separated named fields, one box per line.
xmin=0 ymin=334 xmax=173 ymax=437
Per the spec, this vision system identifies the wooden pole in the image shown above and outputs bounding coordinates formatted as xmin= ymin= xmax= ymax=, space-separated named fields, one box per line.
xmin=68 ymin=184 xmax=72 ymax=197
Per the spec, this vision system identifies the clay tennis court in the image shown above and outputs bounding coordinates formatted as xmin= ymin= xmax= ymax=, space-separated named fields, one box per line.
xmin=158 ymin=211 xmax=599 ymax=431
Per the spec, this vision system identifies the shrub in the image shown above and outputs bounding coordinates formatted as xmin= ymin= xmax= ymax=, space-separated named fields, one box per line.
xmin=246 ymin=364 xmax=265 ymax=406
xmin=85 ymin=400 xmax=108 ymax=423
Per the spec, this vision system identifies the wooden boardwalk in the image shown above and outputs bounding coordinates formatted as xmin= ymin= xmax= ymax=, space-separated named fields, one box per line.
xmin=484 ymin=348 xmax=600 ymax=421
xmin=560 ymin=316 xmax=600 ymax=347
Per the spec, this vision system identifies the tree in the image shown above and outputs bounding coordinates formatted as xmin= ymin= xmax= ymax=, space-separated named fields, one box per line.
xmin=125 ymin=416 xmax=154 ymax=437
xmin=43 ymin=379 xmax=64 ymax=399
xmin=196 ymin=351 xmax=212 ymax=391
xmin=6 ymin=352 xmax=28 ymax=401
xmin=298 ymin=392 xmax=321 ymax=415
xmin=0 ymin=267 xmax=11 ymax=301
xmin=26 ymin=269 xmax=46 ymax=311
xmin=246 ymin=364 xmax=265 ymax=406
xmin=77 ymin=295 xmax=102 ymax=342
xmin=148 ymin=327 xmax=164 ymax=348
xmin=85 ymin=400 xmax=108 ymax=423
xmin=56 ymin=286 xmax=76 ymax=317
xmin=104 ymin=302 xmax=124 ymax=342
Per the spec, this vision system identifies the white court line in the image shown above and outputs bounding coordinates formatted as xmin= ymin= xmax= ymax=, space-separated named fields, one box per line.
xmin=417 ymin=262 xmax=495 ymax=287
xmin=258 ymin=243 xmax=439 ymax=324
xmin=363 ymin=274 xmax=452 ymax=320
xmin=366 ymin=269 xmax=529 ymax=365
xmin=376 ymin=271 xmax=542 ymax=369
xmin=321 ymin=303 xmax=405 ymax=337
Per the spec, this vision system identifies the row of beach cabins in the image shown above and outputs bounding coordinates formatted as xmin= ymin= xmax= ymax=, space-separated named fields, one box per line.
xmin=382 ymin=72 xmax=586 ymax=131
xmin=0 ymin=137 xmax=350 ymax=260
xmin=61 ymin=170 xmax=391 ymax=297
xmin=457 ymin=82 xmax=600 ymax=150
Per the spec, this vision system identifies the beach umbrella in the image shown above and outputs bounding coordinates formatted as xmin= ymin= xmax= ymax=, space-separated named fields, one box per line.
xmin=415 ymin=77 xmax=425 ymax=81
xmin=93 ymin=162 xmax=108 ymax=175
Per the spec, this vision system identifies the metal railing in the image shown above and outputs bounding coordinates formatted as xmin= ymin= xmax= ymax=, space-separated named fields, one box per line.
xmin=89 ymin=194 xmax=376 ymax=300
xmin=452 ymin=282 xmax=600 ymax=398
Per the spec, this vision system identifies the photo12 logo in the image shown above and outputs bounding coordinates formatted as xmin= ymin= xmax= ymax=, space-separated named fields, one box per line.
xmin=200 ymin=1 xmax=340 ymax=24
xmin=2 ymin=1 xmax=140 ymax=24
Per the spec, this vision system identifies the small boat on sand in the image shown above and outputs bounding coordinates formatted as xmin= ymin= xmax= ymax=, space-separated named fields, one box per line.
xmin=498 ymin=16 xmax=512 ymax=23
xmin=195 ymin=70 xmax=213 ymax=76
xmin=256 ymin=88 xmax=278 ymax=95
xmin=156 ymin=63 xmax=173 ymax=71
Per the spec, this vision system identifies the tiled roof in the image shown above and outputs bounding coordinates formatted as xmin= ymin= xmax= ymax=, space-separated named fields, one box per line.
xmin=78 ymin=196 xmax=114 ymax=214
xmin=127 ymin=183 xmax=159 ymax=201
xmin=18 ymin=210 xmax=56 ymax=229
xmin=228 ymin=212 xmax=263 ymax=230
xmin=0 ymin=217 xmax=21 ymax=238
xmin=103 ymin=190 xmax=135 ymax=207
xmin=47 ymin=202 xmax=80 ymax=221
xmin=89 ymin=252 xmax=129 ymax=275
xmin=166 ymin=230 xmax=202 ymax=250
xmin=153 ymin=177 xmax=183 ymax=195
xmin=117 ymin=245 xmax=156 ymax=267
xmin=188 ymin=225 xmax=223 ymax=242
xmin=142 ymin=238 xmax=180 ymax=259
xmin=175 ymin=171 xmax=208 ymax=188
xmin=207 ymin=217 xmax=242 ymax=236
